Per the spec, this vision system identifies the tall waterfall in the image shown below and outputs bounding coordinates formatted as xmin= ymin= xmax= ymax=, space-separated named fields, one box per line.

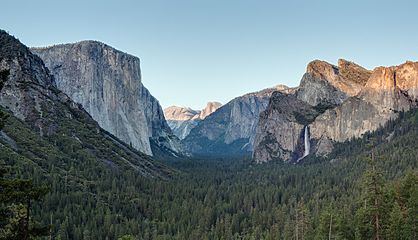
xmin=297 ymin=126 xmax=310 ymax=162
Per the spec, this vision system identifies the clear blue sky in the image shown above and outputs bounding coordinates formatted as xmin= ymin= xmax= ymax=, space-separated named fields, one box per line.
xmin=2 ymin=0 xmax=418 ymax=109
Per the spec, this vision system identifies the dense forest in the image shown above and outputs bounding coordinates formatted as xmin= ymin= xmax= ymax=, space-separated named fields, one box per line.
xmin=1 ymin=107 xmax=417 ymax=239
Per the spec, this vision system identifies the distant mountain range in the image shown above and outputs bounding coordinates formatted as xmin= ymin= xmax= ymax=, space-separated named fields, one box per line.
xmin=164 ymin=102 xmax=222 ymax=139
xmin=181 ymin=85 xmax=296 ymax=157
xmin=2 ymin=29 xmax=418 ymax=165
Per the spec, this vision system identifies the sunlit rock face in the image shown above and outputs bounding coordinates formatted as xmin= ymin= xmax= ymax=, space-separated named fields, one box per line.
xmin=183 ymin=85 xmax=296 ymax=158
xmin=297 ymin=59 xmax=371 ymax=106
xmin=253 ymin=60 xmax=418 ymax=163
xmin=32 ymin=41 xmax=182 ymax=156
xmin=164 ymin=102 xmax=222 ymax=140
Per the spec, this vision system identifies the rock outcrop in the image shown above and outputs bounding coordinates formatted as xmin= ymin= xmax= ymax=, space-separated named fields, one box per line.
xmin=32 ymin=41 xmax=181 ymax=156
xmin=253 ymin=92 xmax=319 ymax=163
xmin=297 ymin=59 xmax=371 ymax=106
xmin=0 ymin=30 xmax=169 ymax=177
xmin=164 ymin=102 xmax=222 ymax=140
xmin=310 ymin=63 xmax=416 ymax=152
xmin=253 ymin=59 xmax=418 ymax=163
xmin=183 ymin=85 xmax=296 ymax=157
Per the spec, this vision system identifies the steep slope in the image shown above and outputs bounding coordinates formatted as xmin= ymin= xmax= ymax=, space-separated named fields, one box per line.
xmin=310 ymin=62 xmax=417 ymax=154
xmin=0 ymin=30 xmax=170 ymax=177
xmin=253 ymin=59 xmax=418 ymax=163
xmin=253 ymin=92 xmax=320 ymax=163
xmin=164 ymin=102 xmax=222 ymax=139
xmin=183 ymin=85 xmax=295 ymax=157
xmin=297 ymin=59 xmax=371 ymax=106
xmin=31 ymin=41 xmax=181 ymax=157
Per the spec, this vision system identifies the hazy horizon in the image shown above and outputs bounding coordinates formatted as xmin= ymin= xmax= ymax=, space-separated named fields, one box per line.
xmin=2 ymin=0 xmax=418 ymax=109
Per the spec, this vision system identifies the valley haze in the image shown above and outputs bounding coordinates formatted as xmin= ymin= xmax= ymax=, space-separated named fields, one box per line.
xmin=1 ymin=1 xmax=417 ymax=239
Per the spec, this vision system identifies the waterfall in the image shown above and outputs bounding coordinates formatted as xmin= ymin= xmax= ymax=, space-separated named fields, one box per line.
xmin=303 ymin=126 xmax=310 ymax=157
xmin=297 ymin=126 xmax=310 ymax=162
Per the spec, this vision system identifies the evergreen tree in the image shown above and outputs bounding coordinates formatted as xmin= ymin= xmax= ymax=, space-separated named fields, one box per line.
xmin=355 ymin=150 xmax=385 ymax=240
xmin=0 ymin=165 xmax=49 ymax=240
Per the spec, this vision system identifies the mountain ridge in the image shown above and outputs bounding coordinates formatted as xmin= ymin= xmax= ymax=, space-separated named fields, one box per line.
xmin=164 ymin=102 xmax=222 ymax=140
xmin=253 ymin=59 xmax=418 ymax=163
xmin=182 ymin=85 xmax=296 ymax=157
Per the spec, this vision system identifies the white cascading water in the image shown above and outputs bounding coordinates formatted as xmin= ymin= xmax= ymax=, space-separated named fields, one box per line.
xmin=297 ymin=126 xmax=310 ymax=162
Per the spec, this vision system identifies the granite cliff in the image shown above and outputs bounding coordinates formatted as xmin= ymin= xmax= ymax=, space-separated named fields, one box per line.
xmin=253 ymin=59 xmax=418 ymax=163
xmin=183 ymin=85 xmax=295 ymax=157
xmin=0 ymin=30 xmax=170 ymax=177
xmin=32 ymin=41 xmax=182 ymax=156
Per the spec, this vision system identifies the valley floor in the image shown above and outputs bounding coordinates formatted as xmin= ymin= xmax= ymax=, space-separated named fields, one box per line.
xmin=1 ymin=109 xmax=418 ymax=239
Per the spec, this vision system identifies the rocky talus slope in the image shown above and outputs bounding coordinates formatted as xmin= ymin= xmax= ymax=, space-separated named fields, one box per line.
xmin=253 ymin=59 xmax=418 ymax=163
xmin=32 ymin=42 xmax=181 ymax=156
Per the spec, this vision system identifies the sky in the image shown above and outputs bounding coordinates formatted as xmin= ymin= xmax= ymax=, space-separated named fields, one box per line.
xmin=2 ymin=0 xmax=418 ymax=109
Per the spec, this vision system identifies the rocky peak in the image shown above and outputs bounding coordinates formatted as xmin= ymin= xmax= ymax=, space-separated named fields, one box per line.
xmin=164 ymin=101 xmax=222 ymax=122
xmin=253 ymin=59 xmax=418 ymax=164
xmin=338 ymin=59 xmax=371 ymax=86
xmin=164 ymin=102 xmax=221 ymax=140
xmin=362 ymin=61 xmax=418 ymax=96
xmin=306 ymin=60 xmax=339 ymax=82
xmin=297 ymin=59 xmax=370 ymax=106
xmin=183 ymin=85 xmax=290 ymax=157
xmin=194 ymin=101 xmax=222 ymax=120
xmin=274 ymin=84 xmax=293 ymax=92
xmin=164 ymin=106 xmax=199 ymax=121
xmin=395 ymin=61 xmax=418 ymax=99
xmin=363 ymin=66 xmax=396 ymax=90
xmin=360 ymin=63 xmax=417 ymax=112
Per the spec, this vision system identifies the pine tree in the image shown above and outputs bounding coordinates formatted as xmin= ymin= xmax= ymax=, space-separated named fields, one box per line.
xmin=295 ymin=201 xmax=310 ymax=240
xmin=388 ymin=201 xmax=404 ymax=239
xmin=0 ymin=166 xmax=49 ymax=240
xmin=355 ymin=149 xmax=385 ymax=240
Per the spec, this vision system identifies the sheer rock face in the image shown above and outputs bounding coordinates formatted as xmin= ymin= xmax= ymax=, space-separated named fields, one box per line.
xmin=183 ymin=85 xmax=296 ymax=157
xmin=396 ymin=61 xmax=418 ymax=99
xmin=164 ymin=102 xmax=222 ymax=140
xmin=32 ymin=42 xmax=181 ymax=156
xmin=253 ymin=92 xmax=317 ymax=163
xmin=311 ymin=63 xmax=416 ymax=146
xmin=0 ymin=30 xmax=169 ymax=177
xmin=253 ymin=60 xmax=418 ymax=163
xmin=297 ymin=59 xmax=371 ymax=106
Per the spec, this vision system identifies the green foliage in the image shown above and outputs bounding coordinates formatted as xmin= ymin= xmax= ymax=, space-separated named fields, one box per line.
xmin=0 ymin=101 xmax=418 ymax=239
xmin=0 ymin=165 xmax=49 ymax=240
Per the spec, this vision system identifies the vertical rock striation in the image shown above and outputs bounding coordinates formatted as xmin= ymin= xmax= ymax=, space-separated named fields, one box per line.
xmin=253 ymin=59 xmax=418 ymax=163
xmin=183 ymin=85 xmax=296 ymax=157
xmin=0 ymin=30 xmax=168 ymax=177
xmin=32 ymin=41 xmax=181 ymax=156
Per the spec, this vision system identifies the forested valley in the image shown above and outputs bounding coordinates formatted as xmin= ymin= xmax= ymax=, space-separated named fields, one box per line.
xmin=1 ymin=107 xmax=417 ymax=240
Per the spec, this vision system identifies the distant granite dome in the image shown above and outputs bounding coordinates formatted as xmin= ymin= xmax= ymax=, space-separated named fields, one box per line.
xmin=164 ymin=106 xmax=200 ymax=121
xmin=164 ymin=102 xmax=222 ymax=140
xmin=32 ymin=41 xmax=182 ymax=157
